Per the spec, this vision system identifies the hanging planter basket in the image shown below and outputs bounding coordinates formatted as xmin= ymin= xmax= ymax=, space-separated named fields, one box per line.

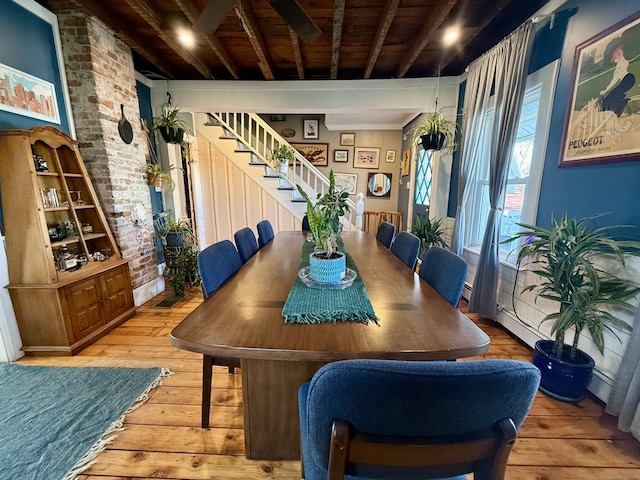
xmin=147 ymin=172 xmax=165 ymax=189
xmin=420 ymin=132 xmax=446 ymax=151
xmin=158 ymin=125 xmax=185 ymax=144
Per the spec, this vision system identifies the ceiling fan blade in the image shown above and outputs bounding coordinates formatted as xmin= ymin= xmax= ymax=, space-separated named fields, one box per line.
xmin=196 ymin=0 xmax=237 ymax=34
xmin=267 ymin=0 xmax=322 ymax=44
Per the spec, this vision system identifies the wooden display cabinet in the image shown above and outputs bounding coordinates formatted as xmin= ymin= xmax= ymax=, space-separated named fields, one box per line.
xmin=0 ymin=126 xmax=136 ymax=355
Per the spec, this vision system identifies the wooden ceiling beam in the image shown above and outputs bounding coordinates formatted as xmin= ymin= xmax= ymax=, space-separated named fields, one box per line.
xmin=234 ymin=0 xmax=275 ymax=80
xmin=123 ymin=0 xmax=214 ymax=78
xmin=70 ymin=0 xmax=175 ymax=78
xmin=364 ymin=0 xmax=400 ymax=79
xmin=172 ymin=0 xmax=240 ymax=79
xmin=395 ymin=0 xmax=458 ymax=79
xmin=289 ymin=27 xmax=305 ymax=80
xmin=436 ymin=0 xmax=514 ymax=73
xmin=330 ymin=0 xmax=346 ymax=79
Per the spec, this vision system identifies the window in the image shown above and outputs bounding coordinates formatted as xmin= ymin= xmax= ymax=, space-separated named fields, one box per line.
xmin=465 ymin=60 xmax=559 ymax=264
xmin=414 ymin=148 xmax=434 ymax=207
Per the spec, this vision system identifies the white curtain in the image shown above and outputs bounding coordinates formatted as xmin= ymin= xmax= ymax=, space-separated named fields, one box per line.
xmin=606 ymin=306 xmax=640 ymax=440
xmin=451 ymin=21 xmax=533 ymax=319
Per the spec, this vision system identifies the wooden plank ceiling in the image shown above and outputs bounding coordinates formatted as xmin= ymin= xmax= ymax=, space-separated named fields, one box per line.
xmin=42 ymin=0 xmax=552 ymax=81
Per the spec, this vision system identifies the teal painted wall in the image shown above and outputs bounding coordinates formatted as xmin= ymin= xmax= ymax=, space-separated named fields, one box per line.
xmin=0 ymin=0 xmax=71 ymax=133
xmin=450 ymin=1 xmax=640 ymax=239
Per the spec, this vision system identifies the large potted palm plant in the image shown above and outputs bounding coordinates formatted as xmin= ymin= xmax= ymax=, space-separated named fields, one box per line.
xmin=505 ymin=214 xmax=640 ymax=402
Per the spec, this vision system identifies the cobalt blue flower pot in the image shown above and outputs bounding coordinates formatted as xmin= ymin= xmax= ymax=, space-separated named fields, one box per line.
xmin=532 ymin=339 xmax=595 ymax=403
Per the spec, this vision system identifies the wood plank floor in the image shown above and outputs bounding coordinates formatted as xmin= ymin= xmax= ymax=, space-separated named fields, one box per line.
xmin=16 ymin=288 xmax=640 ymax=479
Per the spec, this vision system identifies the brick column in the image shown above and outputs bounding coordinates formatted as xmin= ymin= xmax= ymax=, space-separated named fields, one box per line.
xmin=48 ymin=2 xmax=159 ymax=294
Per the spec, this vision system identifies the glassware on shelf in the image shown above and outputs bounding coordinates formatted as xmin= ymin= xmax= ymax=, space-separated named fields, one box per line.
xmin=75 ymin=190 xmax=86 ymax=205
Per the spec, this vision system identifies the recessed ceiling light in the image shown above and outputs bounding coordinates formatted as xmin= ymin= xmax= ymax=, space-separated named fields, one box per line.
xmin=443 ymin=28 xmax=460 ymax=46
xmin=178 ymin=29 xmax=196 ymax=48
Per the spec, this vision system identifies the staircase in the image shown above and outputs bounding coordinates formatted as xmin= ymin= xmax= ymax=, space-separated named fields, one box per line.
xmin=193 ymin=112 xmax=358 ymax=237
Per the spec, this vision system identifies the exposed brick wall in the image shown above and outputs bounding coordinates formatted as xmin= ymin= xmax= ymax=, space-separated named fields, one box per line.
xmin=49 ymin=3 xmax=158 ymax=289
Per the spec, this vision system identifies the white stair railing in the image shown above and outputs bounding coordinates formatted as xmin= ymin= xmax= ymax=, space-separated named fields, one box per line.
xmin=208 ymin=112 xmax=358 ymax=230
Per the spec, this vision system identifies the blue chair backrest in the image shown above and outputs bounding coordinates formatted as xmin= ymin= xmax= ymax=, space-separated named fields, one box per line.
xmin=419 ymin=246 xmax=469 ymax=307
xmin=198 ymin=240 xmax=243 ymax=298
xmin=390 ymin=231 xmax=420 ymax=270
xmin=257 ymin=220 xmax=275 ymax=248
xmin=234 ymin=227 xmax=259 ymax=264
xmin=302 ymin=215 xmax=310 ymax=231
xmin=299 ymin=359 xmax=540 ymax=480
xmin=375 ymin=221 xmax=395 ymax=249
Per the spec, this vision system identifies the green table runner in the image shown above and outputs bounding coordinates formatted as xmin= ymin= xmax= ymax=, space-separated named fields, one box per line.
xmin=282 ymin=239 xmax=379 ymax=325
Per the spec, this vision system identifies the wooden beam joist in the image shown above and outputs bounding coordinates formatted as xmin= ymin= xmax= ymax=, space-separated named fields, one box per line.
xmin=289 ymin=27 xmax=305 ymax=80
xmin=172 ymin=0 xmax=240 ymax=79
xmin=395 ymin=0 xmax=458 ymax=79
xmin=71 ymin=0 xmax=175 ymax=78
xmin=364 ymin=0 xmax=400 ymax=79
xmin=235 ymin=0 xmax=275 ymax=80
xmin=330 ymin=0 xmax=346 ymax=79
xmin=123 ymin=0 xmax=214 ymax=78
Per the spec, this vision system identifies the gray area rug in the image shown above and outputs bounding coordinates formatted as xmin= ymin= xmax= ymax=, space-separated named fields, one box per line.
xmin=0 ymin=363 xmax=168 ymax=480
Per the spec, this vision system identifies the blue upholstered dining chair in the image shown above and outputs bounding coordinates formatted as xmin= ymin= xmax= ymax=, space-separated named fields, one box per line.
xmin=375 ymin=221 xmax=395 ymax=249
xmin=257 ymin=220 xmax=275 ymax=248
xmin=390 ymin=231 xmax=421 ymax=270
xmin=302 ymin=215 xmax=311 ymax=231
xmin=234 ymin=227 xmax=259 ymax=263
xmin=419 ymin=246 xmax=469 ymax=307
xmin=299 ymin=359 xmax=540 ymax=480
xmin=196 ymin=240 xmax=242 ymax=428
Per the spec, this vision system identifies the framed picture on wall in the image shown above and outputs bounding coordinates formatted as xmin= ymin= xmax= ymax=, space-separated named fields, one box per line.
xmin=353 ymin=147 xmax=380 ymax=169
xmin=385 ymin=150 xmax=396 ymax=163
xmin=333 ymin=149 xmax=348 ymax=162
xmin=560 ymin=10 xmax=640 ymax=166
xmin=334 ymin=173 xmax=358 ymax=194
xmin=291 ymin=142 xmax=329 ymax=166
xmin=340 ymin=132 xmax=356 ymax=146
xmin=401 ymin=148 xmax=411 ymax=176
xmin=0 ymin=63 xmax=60 ymax=123
xmin=303 ymin=119 xmax=319 ymax=139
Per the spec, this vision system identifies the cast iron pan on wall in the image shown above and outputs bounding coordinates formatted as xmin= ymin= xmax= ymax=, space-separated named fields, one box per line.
xmin=118 ymin=104 xmax=133 ymax=144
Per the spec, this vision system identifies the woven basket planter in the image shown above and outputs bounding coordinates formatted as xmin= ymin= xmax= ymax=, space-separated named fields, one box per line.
xmin=309 ymin=251 xmax=346 ymax=283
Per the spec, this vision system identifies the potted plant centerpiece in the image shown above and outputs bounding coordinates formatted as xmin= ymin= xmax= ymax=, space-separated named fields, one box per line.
xmin=296 ymin=171 xmax=351 ymax=283
xmin=153 ymin=105 xmax=191 ymax=144
xmin=404 ymin=111 xmax=459 ymax=152
xmin=411 ymin=215 xmax=447 ymax=258
xmin=505 ymin=214 xmax=640 ymax=402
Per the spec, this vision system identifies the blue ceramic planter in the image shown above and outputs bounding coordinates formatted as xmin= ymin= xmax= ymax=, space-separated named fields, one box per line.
xmin=309 ymin=251 xmax=346 ymax=283
xmin=532 ymin=339 xmax=595 ymax=403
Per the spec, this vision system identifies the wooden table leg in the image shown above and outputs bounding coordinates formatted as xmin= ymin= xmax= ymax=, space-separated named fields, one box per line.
xmin=201 ymin=355 xmax=212 ymax=428
xmin=242 ymin=358 xmax=325 ymax=460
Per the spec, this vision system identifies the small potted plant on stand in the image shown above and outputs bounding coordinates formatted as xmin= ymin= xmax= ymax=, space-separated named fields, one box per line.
xmin=505 ymin=214 xmax=640 ymax=402
xmin=153 ymin=105 xmax=191 ymax=144
xmin=270 ymin=144 xmax=295 ymax=188
xmin=154 ymin=214 xmax=200 ymax=296
xmin=296 ymin=171 xmax=351 ymax=282
xmin=404 ymin=111 xmax=459 ymax=152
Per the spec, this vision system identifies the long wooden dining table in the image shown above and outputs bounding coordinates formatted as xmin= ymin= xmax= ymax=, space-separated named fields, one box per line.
xmin=171 ymin=231 xmax=490 ymax=460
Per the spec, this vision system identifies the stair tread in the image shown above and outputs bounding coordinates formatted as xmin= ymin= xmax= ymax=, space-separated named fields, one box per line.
xmin=278 ymin=187 xmax=294 ymax=190
xmin=264 ymin=175 xmax=280 ymax=179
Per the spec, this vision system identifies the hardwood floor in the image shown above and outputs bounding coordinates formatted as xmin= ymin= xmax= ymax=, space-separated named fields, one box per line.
xmin=16 ymin=288 xmax=640 ymax=479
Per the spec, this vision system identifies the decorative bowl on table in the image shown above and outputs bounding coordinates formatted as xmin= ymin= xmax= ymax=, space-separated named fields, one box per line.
xmin=298 ymin=266 xmax=357 ymax=290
